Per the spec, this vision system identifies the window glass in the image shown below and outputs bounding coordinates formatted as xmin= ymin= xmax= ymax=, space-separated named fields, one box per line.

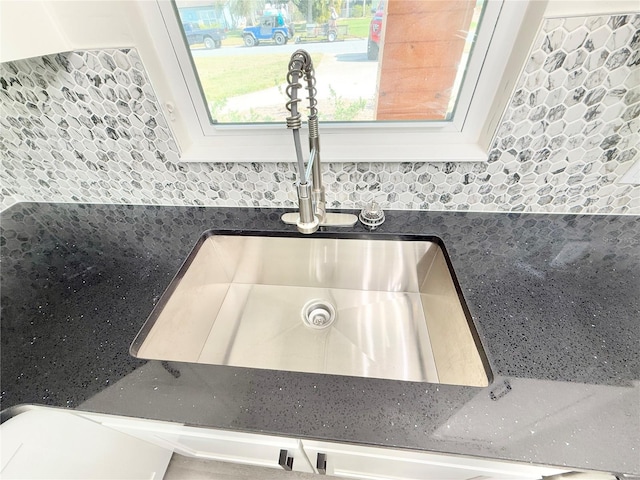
xmin=174 ymin=0 xmax=486 ymax=124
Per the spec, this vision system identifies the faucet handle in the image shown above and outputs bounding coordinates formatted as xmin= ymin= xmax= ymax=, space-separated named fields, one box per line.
xmin=359 ymin=201 xmax=385 ymax=230
xmin=295 ymin=182 xmax=320 ymax=234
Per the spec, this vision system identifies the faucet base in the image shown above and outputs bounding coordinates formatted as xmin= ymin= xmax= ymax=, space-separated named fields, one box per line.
xmin=282 ymin=212 xmax=358 ymax=232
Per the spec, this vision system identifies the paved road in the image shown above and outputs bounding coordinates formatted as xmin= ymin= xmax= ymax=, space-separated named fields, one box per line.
xmin=190 ymin=38 xmax=369 ymax=58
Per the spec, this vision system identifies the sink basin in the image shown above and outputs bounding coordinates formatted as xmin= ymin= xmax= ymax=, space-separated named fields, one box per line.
xmin=131 ymin=232 xmax=490 ymax=386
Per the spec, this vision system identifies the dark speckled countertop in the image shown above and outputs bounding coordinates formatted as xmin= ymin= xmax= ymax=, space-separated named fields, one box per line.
xmin=1 ymin=203 xmax=639 ymax=475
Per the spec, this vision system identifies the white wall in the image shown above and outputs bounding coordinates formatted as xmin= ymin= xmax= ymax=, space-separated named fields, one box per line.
xmin=0 ymin=1 xmax=69 ymax=61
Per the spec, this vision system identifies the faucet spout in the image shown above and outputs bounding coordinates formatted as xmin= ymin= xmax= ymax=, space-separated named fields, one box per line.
xmin=282 ymin=49 xmax=357 ymax=233
xmin=285 ymin=50 xmax=313 ymax=184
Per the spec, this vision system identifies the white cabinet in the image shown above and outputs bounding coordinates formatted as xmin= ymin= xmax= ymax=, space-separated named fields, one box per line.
xmin=0 ymin=408 xmax=172 ymax=479
xmin=72 ymin=410 xmax=571 ymax=480
xmin=301 ymin=440 xmax=567 ymax=480
xmin=79 ymin=411 xmax=315 ymax=474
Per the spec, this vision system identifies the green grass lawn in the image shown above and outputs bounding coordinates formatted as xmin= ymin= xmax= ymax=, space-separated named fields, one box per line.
xmin=341 ymin=16 xmax=371 ymax=38
xmin=223 ymin=30 xmax=245 ymax=47
xmin=193 ymin=53 xmax=325 ymax=104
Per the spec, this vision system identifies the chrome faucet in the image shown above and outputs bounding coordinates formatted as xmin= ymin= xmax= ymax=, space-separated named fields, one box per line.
xmin=281 ymin=49 xmax=357 ymax=234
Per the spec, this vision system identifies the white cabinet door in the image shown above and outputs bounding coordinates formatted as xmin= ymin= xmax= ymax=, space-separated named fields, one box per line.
xmin=80 ymin=411 xmax=315 ymax=474
xmin=301 ymin=440 xmax=568 ymax=480
xmin=0 ymin=408 xmax=172 ymax=479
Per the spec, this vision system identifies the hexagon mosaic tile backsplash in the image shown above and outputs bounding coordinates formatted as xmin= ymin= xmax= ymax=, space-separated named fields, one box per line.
xmin=1 ymin=13 xmax=638 ymax=214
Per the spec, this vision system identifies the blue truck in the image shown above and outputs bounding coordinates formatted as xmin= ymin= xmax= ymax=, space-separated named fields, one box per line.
xmin=242 ymin=15 xmax=294 ymax=46
xmin=182 ymin=22 xmax=226 ymax=49
xmin=178 ymin=4 xmax=229 ymax=50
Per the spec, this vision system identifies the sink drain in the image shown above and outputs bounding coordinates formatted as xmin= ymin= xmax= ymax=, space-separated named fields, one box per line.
xmin=301 ymin=299 xmax=336 ymax=329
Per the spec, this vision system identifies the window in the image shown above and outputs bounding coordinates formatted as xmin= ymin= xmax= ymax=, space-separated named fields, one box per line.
xmin=175 ymin=0 xmax=485 ymax=124
xmin=139 ymin=0 xmax=543 ymax=162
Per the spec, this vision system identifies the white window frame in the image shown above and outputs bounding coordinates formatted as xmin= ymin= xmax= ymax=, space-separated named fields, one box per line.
xmin=138 ymin=0 xmax=543 ymax=163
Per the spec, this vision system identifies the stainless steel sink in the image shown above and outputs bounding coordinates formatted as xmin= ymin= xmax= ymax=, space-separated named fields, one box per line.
xmin=131 ymin=232 xmax=490 ymax=386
